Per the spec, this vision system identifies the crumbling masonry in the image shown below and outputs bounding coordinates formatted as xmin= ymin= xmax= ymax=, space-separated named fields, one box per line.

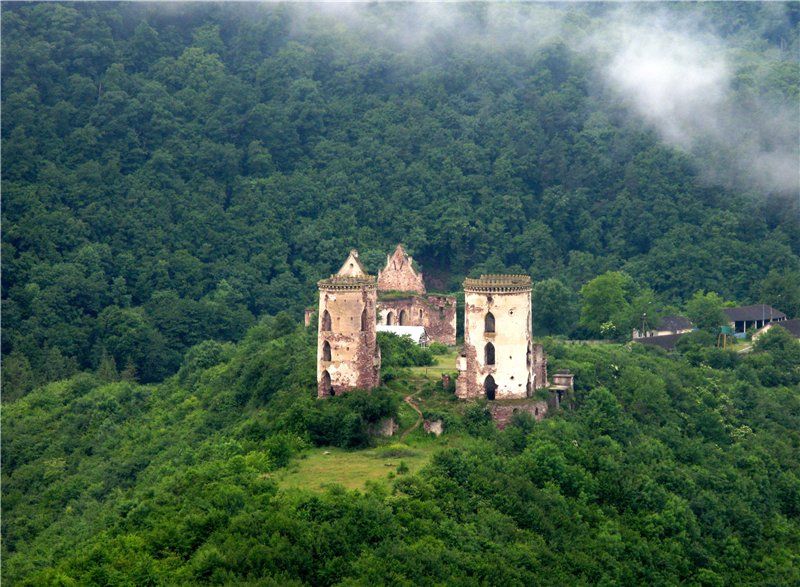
xmin=456 ymin=274 xmax=548 ymax=400
xmin=376 ymin=244 xmax=457 ymax=345
xmin=317 ymin=250 xmax=381 ymax=398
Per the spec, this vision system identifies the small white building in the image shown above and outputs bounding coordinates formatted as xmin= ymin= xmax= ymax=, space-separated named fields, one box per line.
xmin=376 ymin=325 xmax=430 ymax=346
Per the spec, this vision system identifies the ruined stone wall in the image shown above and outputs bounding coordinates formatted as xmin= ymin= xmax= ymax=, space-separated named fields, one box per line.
xmin=532 ymin=343 xmax=548 ymax=389
xmin=456 ymin=280 xmax=533 ymax=400
xmin=490 ymin=400 xmax=549 ymax=430
xmin=422 ymin=295 xmax=457 ymax=346
xmin=317 ymin=284 xmax=380 ymax=398
xmin=304 ymin=307 xmax=315 ymax=328
xmin=378 ymin=294 xmax=457 ymax=345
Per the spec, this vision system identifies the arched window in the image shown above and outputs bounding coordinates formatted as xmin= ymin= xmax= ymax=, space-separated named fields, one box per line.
xmin=320 ymin=370 xmax=333 ymax=396
xmin=361 ymin=308 xmax=368 ymax=331
xmin=485 ymin=312 xmax=495 ymax=333
xmin=321 ymin=310 xmax=332 ymax=331
xmin=484 ymin=375 xmax=497 ymax=400
xmin=399 ymin=310 xmax=407 ymax=326
xmin=419 ymin=309 xmax=424 ymax=321
xmin=386 ymin=311 xmax=394 ymax=325
xmin=485 ymin=342 xmax=495 ymax=365
xmin=322 ymin=341 xmax=331 ymax=362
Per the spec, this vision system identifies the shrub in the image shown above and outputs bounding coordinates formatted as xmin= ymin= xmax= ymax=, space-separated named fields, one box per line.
xmin=378 ymin=332 xmax=435 ymax=367
xmin=428 ymin=342 xmax=449 ymax=355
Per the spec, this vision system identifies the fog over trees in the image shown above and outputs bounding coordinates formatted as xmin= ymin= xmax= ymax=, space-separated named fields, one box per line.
xmin=2 ymin=4 xmax=799 ymax=584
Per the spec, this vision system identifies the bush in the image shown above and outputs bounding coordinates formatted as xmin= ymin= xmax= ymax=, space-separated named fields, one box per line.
xmin=463 ymin=402 xmax=493 ymax=437
xmin=298 ymin=390 xmax=400 ymax=448
xmin=378 ymin=332 xmax=435 ymax=368
xmin=428 ymin=342 xmax=449 ymax=355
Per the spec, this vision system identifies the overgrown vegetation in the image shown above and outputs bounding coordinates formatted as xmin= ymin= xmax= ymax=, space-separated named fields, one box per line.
xmin=3 ymin=321 xmax=799 ymax=584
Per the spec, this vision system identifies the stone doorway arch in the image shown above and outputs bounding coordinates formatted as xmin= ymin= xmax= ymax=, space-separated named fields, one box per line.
xmin=320 ymin=370 xmax=333 ymax=396
xmin=484 ymin=375 xmax=497 ymax=400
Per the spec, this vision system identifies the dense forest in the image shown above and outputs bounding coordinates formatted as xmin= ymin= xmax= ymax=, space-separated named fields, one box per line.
xmin=3 ymin=4 xmax=800 ymax=584
xmin=3 ymin=2 xmax=799 ymax=393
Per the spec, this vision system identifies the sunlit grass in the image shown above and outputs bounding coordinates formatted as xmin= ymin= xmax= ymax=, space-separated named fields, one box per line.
xmin=408 ymin=347 xmax=459 ymax=380
xmin=274 ymin=444 xmax=435 ymax=492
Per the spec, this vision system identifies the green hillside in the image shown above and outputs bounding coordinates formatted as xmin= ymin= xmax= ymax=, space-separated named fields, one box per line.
xmin=3 ymin=3 xmax=800 ymax=585
xmin=3 ymin=2 xmax=799 ymax=395
xmin=4 ymin=323 xmax=800 ymax=585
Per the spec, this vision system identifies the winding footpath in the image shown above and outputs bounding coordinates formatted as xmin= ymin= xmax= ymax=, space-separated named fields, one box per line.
xmin=400 ymin=388 xmax=424 ymax=440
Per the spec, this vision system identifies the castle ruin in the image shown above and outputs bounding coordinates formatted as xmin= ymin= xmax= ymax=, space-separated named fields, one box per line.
xmin=376 ymin=244 xmax=457 ymax=345
xmin=316 ymin=250 xmax=381 ymax=398
xmin=456 ymin=274 xmax=547 ymax=400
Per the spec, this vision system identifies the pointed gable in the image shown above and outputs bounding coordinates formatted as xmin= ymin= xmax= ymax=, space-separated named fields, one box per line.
xmin=336 ymin=249 xmax=368 ymax=278
xmin=378 ymin=244 xmax=426 ymax=293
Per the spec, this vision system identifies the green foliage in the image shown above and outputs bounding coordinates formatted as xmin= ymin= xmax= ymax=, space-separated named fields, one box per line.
xmin=377 ymin=332 xmax=435 ymax=368
xmin=533 ymin=278 xmax=577 ymax=335
xmin=2 ymin=4 xmax=800 ymax=582
xmin=4 ymin=321 xmax=800 ymax=585
xmin=578 ymin=271 xmax=656 ymax=339
xmin=685 ymin=290 xmax=728 ymax=331
xmin=750 ymin=326 xmax=800 ymax=386
xmin=281 ymin=391 xmax=399 ymax=449
xmin=428 ymin=342 xmax=449 ymax=355
xmin=759 ymin=269 xmax=800 ymax=318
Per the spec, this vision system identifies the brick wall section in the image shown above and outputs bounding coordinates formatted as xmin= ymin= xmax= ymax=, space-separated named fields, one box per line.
xmin=490 ymin=400 xmax=549 ymax=430
xmin=532 ymin=343 xmax=548 ymax=389
xmin=378 ymin=294 xmax=457 ymax=345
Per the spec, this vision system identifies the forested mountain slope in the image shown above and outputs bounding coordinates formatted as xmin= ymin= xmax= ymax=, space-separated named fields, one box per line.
xmin=2 ymin=3 xmax=799 ymax=389
xmin=3 ymin=322 xmax=800 ymax=585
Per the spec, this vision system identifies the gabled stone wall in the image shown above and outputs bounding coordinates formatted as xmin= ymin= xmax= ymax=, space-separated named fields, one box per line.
xmin=377 ymin=244 xmax=426 ymax=294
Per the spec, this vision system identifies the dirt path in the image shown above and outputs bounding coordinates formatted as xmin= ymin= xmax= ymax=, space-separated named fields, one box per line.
xmin=400 ymin=389 xmax=424 ymax=440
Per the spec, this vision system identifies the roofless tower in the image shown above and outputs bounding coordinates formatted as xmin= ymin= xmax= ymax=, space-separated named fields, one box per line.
xmin=317 ymin=250 xmax=381 ymax=398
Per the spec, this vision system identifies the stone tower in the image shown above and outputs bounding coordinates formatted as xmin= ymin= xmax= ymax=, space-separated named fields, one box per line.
xmin=456 ymin=274 xmax=537 ymax=400
xmin=377 ymin=244 xmax=426 ymax=294
xmin=317 ymin=250 xmax=381 ymax=398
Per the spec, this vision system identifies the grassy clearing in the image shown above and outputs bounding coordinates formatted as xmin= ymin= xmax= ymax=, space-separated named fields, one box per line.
xmin=275 ymin=349 xmax=467 ymax=493
xmin=408 ymin=348 xmax=459 ymax=380
xmin=275 ymin=444 xmax=436 ymax=492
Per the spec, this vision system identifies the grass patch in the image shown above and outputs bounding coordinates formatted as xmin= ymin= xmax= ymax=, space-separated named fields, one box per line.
xmin=275 ymin=445 xmax=433 ymax=492
xmin=408 ymin=347 xmax=459 ymax=380
xmin=374 ymin=443 xmax=419 ymax=458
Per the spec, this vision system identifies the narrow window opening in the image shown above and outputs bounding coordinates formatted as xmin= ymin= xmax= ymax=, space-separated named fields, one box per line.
xmin=361 ymin=308 xmax=368 ymax=331
xmin=485 ymin=342 xmax=495 ymax=365
xmin=485 ymin=312 xmax=495 ymax=333
xmin=322 ymin=341 xmax=332 ymax=361
xmin=320 ymin=370 xmax=333 ymax=396
xmin=321 ymin=310 xmax=332 ymax=331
